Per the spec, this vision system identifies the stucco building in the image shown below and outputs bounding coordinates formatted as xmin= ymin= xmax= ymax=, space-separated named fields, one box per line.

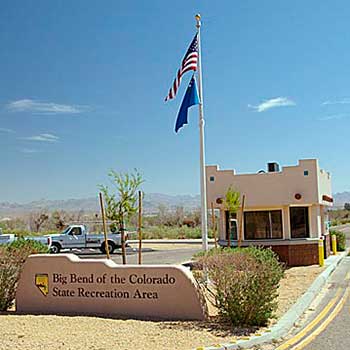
xmin=206 ymin=159 xmax=333 ymax=266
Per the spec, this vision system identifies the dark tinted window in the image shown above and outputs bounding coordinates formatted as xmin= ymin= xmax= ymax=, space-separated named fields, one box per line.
xmin=244 ymin=210 xmax=283 ymax=240
xmin=290 ymin=207 xmax=309 ymax=238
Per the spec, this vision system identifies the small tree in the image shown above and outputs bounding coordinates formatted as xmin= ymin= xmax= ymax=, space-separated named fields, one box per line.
xmin=174 ymin=206 xmax=185 ymax=227
xmin=29 ymin=212 xmax=49 ymax=232
xmin=224 ymin=186 xmax=240 ymax=247
xmin=100 ymin=169 xmax=143 ymax=264
xmin=344 ymin=203 xmax=350 ymax=211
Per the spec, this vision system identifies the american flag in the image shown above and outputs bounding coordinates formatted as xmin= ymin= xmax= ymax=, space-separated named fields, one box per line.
xmin=165 ymin=34 xmax=199 ymax=101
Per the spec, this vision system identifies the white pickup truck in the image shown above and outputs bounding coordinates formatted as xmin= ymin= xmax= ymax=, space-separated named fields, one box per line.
xmin=48 ymin=224 xmax=124 ymax=254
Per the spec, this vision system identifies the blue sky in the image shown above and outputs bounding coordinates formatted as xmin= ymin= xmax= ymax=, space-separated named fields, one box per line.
xmin=1 ymin=0 xmax=350 ymax=202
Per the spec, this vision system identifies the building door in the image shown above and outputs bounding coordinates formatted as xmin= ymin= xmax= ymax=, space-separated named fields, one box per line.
xmin=225 ymin=211 xmax=237 ymax=241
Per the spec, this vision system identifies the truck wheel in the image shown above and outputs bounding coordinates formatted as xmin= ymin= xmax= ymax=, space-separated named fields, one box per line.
xmin=50 ymin=243 xmax=61 ymax=254
xmin=101 ymin=241 xmax=115 ymax=254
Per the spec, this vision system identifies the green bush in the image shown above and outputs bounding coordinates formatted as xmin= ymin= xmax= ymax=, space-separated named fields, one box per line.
xmin=330 ymin=230 xmax=346 ymax=252
xmin=196 ymin=247 xmax=284 ymax=327
xmin=0 ymin=239 xmax=48 ymax=311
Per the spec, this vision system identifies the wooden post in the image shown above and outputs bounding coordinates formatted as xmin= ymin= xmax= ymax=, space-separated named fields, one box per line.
xmin=227 ymin=212 xmax=231 ymax=249
xmin=120 ymin=204 xmax=127 ymax=265
xmin=99 ymin=192 xmax=110 ymax=259
xmin=238 ymin=194 xmax=245 ymax=248
xmin=211 ymin=202 xmax=217 ymax=248
xmin=138 ymin=191 xmax=143 ymax=265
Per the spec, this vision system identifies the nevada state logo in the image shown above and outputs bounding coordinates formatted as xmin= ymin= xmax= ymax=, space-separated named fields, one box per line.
xmin=35 ymin=274 xmax=49 ymax=296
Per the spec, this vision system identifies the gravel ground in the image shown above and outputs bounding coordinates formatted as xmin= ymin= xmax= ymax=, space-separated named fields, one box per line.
xmin=275 ymin=265 xmax=325 ymax=319
xmin=0 ymin=265 xmax=324 ymax=350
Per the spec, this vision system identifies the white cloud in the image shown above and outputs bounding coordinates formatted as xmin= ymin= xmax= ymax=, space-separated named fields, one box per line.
xmin=0 ymin=127 xmax=15 ymax=133
xmin=6 ymin=99 xmax=88 ymax=114
xmin=249 ymin=97 xmax=296 ymax=112
xmin=22 ymin=133 xmax=59 ymax=142
xmin=322 ymin=98 xmax=350 ymax=105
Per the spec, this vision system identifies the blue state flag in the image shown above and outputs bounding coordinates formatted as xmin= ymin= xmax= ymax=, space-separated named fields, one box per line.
xmin=175 ymin=75 xmax=200 ymax=133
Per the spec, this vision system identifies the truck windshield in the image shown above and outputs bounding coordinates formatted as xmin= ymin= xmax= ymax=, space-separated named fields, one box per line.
xmin=61 ymin=227 xmax=71 ymax=235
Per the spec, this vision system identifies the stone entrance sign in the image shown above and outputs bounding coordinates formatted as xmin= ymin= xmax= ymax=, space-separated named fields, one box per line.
xmin=16 ymin=254 xmax=207 ymax=320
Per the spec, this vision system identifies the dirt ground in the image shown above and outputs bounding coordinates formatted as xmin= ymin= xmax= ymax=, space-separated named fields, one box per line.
xmin=0 ymin=264 xmax=324 ymax=350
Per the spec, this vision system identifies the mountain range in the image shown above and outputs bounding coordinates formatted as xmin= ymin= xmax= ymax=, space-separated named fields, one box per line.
xmin=0 ymin=191 xmax=349 ymax=217
xmin=0 ymin=193 xmax=201 ymax=216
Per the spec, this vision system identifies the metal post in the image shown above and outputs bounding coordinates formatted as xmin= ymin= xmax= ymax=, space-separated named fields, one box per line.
xmin=195 ymin=13 xmax=208 ymax=252
xmin=331 ymin=234 xmax=337 ymax=255
xmin=138 ymin=191 xmax=143 ymax=264
xmin=318 ymin=238 xmax=324 ymax=267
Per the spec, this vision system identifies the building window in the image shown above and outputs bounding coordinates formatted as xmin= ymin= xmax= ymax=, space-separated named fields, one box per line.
xmin=244 ymin=210 xmax=283 ymax=240
xmin=304 ymin=170 xmax=309 ymax=176
xmin=209 ymin=176 xmax=215 ymax=182
xmin=290 ymin=207 xmax=309 ymax=238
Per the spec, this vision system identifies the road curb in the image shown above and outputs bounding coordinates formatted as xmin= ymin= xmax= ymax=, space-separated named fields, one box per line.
xmin=195 ymin=250 xmax=348 ymax=350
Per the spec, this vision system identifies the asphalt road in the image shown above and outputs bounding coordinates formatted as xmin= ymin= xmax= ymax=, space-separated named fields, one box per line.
xmin=302 ymin=257 xmax=350 ymax=350
xmin=66 ymin=243 xmax=210 ymax=265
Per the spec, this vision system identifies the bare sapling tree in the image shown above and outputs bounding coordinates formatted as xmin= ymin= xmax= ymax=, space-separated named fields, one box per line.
xmin=29 ymin=212 xmax=49 ymax=232
xmin=224 ymin=186 xmax=240 ymax=248
xmin=100 ymin=169 xmax=144 ymax=264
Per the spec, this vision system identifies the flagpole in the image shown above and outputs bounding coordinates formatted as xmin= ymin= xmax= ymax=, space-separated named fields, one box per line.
xmin=195 ymin=14 xmax=208 ymax=251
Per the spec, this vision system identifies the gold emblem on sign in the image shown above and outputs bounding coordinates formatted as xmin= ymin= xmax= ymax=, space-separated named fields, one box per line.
xmin=35 ymin=274 xmax=49 ymax=296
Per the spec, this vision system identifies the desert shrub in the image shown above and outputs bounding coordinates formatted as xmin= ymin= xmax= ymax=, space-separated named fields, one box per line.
xmin=196 ymin=247 xmax=284 ymax=327
xmin=330 ymin=230 xmax=346 ymax=251
xmin=0 ymin=239 xmax=48 ymax=311
xmin=330 ymin=219 xmax=340 ymax=227
xmin=137 ymin=225 xmax=212 ymax=239
xmin=6 ymin=239 xmax=49 ymax=254
xmin=2 ymin=229 xmax=58 ymax=237
xmin=193 ymin=247 xmax=222 ymax=259
xmin=2 ymin=228 xmax=32 ymax=237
